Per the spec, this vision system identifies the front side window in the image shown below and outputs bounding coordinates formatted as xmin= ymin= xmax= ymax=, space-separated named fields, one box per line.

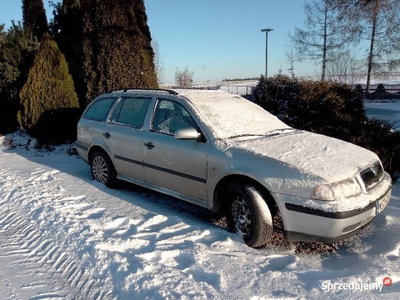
xmin=151 ymin=99 xmax=198 ymax=135
xmin=84 ymin=97 xmax=116 ymax=122
xmin=110 ymin=97 xmax=151 ymax=128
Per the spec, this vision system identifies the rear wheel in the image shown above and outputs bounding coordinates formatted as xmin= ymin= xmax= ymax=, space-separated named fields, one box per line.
xmin=225 ymin=182 xmax=273 ymax=248
xmin=90 ymin=151 xmax=117 ymax=187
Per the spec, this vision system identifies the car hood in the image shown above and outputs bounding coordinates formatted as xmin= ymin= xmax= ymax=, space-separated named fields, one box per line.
xmin=226 ymin=130 xmax=380 ymax=183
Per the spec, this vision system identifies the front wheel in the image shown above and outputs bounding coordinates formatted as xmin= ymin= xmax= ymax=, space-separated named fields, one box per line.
xmin=90 ymin=151 xmax=117 ymax=188
xmin=225 ymin=182 xmax=273 ymax=248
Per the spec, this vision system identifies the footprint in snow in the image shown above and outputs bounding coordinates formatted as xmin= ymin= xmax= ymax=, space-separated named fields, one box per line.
xmin=100 ymin=217 xmax=139 ymax=237
xmin=386 ymin=245 xmax=400 ymax=261
xmin=58 ymin=195 xmax=87 ymax=202
xmin=138 ymin=249 xmax=196 ymax=272
xmin=75 ymin=207 xmax=106 ymax=220
xmin=105 ymin=217 xmax=130 ymax=230
xmin=173 ymin=251 xmax=196 ymax=270
xmin=136 ymin=215 xmax=170 ymax=232
xmin=259 ymin=255 xmax=297 ymax=273
xmin=27 ymin=169 xmax=59 ymax=182
xmin=184 ymin=268 xmax=221 ymax=290
xmin=60 ymin=201 xmax=106 ymax=220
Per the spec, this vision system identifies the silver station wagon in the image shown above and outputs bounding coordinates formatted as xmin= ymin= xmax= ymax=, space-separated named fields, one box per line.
xmin=75 ymin=88 xmax=392 ymax=248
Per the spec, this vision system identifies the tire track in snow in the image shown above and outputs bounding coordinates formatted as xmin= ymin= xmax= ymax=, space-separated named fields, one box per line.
xmin=90 ymin=212 xmax=224 ymax=299
xmin=0 ymin=168 xmax=109 ymax=300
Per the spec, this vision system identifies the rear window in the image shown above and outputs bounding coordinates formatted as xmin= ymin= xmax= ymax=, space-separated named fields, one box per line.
xmin=110 ymin=97 xmax=151 ymax=128
xmin=83 ymin=98 xmax=116 ymax=122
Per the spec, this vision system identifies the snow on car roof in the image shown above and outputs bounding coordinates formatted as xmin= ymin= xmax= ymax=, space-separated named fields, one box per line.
xmin=175 ymin=89 xmax=291 ymax=139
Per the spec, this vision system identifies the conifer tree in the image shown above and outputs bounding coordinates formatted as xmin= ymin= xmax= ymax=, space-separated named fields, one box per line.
xmin=51 ymin=0 xmax=84 ymax=105
xmin=0 ymin=21 xmax=39 ymax=89
xmin=19 ymin=33 xmax=79 ymax=131
xmin=22 ymin=0 xmax=49 ymax=41
xmin=95 ymin=0 xmax=158 ymax=94
xmin=53 ymin=0 xmax=158 ymax=106
xmin=0 ymin=22 xmax=39 ymax=133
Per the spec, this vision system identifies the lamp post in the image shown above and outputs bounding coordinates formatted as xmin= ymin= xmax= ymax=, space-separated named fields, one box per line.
xmin=261 ymin=28 xmax=273 ymax=79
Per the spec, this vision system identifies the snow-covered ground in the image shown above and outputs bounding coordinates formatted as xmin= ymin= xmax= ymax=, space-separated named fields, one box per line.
xmin=0 ymin=130 xmax=399 ymax=299
xmin=364 ymin=100 xmax=400 ymax=130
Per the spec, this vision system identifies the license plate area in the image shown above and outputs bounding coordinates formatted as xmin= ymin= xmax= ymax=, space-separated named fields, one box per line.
xmin=376 ymin=190 xmax=391 ymax=214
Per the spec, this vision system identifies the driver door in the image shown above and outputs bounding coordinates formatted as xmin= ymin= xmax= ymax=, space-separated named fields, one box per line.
xmin=142 ymin=99 xmax=210 ymax=202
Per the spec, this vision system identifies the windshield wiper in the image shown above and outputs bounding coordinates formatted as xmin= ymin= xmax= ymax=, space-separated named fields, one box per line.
xmin=227 ymin=133 xmax=266 ymax=139
xmin=227 ymin=128 xmax=295 ymax=139
xmin=266 ymin=128 xmax=295 ymax=136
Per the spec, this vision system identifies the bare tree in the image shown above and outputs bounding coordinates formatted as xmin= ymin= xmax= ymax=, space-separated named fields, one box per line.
xmin=290 ymin=0 xmax=354 ymax=81
xmin=151 ymin=39 xmax=165 ymax=85
xmin=0 ymin=24 xmax=5 ymax=43
xmin=174 ymin=67 xmax=194 ymax=88
xmin=285 ymin=39 xmax=296 ymax=79
xmin=337 ymin=0 xmax=400 ymax=92
xmin=326 ymin=51 xmax=365 ymax=84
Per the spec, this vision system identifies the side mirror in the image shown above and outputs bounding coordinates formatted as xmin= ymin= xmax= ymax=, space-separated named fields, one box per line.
xmin=174 ymin=127 xmax=201 ymax=141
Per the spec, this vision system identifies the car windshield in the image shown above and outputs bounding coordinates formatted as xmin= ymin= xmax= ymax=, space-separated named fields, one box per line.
xmin=177 ymin=90 xmax=291 ymax=139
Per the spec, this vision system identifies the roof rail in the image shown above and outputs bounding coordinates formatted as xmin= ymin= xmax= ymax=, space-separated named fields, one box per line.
xmin=106 ymin=88 xmax=178 ymax=95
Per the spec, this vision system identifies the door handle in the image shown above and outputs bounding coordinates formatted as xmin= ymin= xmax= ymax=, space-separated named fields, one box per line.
xmin=144 ymin=142 xmax=155 ymax=149
xmin=103 ymin=132 xmax=111 ymax=139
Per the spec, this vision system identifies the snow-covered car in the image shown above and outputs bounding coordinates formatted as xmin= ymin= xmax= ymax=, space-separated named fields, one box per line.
xmin=75 ymin=88 xmax=392 ymax=247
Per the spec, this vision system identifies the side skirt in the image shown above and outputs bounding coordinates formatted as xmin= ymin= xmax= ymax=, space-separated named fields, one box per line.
xmin=117 ymin=174 xmax=212 ymax=210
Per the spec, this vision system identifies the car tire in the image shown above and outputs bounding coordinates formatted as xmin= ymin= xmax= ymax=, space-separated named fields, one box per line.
xmin=225 ymin=182 xmax=273 ymax=248
xmin=90 ymin=151 xmax=117 ymax=188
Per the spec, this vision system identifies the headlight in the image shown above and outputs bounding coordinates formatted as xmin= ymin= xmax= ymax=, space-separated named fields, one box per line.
xmin=311 ymin=184 xmax=335 ymax=201
xmin=312 ymin=178 xmax=362 ymax=201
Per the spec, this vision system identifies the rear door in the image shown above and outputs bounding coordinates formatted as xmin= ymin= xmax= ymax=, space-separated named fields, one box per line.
xmin=142 ymin=99 xmax=210 ymax=201
xmin=103 ymin=96 xmax=152 ymax=181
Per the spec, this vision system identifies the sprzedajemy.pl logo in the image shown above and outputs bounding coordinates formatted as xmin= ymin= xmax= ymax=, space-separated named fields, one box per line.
xmin=322 ymin=277 xmax=392 ymax=292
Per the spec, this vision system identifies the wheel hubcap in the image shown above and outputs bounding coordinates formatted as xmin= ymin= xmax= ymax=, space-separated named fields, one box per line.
xmin=92 ymin=156 xmax=109 ymax=184
xmin=231 ymin=196 xmax=252 ymax=238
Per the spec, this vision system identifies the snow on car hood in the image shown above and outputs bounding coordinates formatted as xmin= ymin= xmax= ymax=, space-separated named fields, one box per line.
xmin=228 ymin=130 xmax=380 ymax=183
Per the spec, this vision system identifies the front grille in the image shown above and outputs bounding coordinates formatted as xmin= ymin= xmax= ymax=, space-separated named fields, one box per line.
xmin=360 ymin=162 xmax=384 ymax=190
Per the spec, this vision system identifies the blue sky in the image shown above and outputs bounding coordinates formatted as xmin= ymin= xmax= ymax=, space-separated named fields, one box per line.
xmin=0 ymin=0 xmax=315 ymax=83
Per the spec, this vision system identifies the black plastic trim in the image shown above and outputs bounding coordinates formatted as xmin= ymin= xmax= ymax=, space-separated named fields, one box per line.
xmin=74 ymin=142 xmax=88 ymax=152
xmin=285 ymin=202 xmax=376 ymax=219
xmin=114 ymin=155 xmax=142 ymax=166
xmin=106 ymin=88 xmax=178 ymax=95
xmin=114 ymin=155 xmax=207 ymax=184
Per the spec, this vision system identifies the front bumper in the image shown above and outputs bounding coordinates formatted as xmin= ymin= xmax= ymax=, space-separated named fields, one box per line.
xmin=278 ymin=182 xmax=392 ymax=243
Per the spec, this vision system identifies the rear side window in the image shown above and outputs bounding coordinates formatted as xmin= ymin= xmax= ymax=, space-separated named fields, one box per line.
xmin=84 ymin=97 xmax=116 ymax=122
xmin=110 ymin=97 xmax=151 ymax=128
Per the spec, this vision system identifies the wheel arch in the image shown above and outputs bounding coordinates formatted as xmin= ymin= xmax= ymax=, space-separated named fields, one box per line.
xmin=88 ymin=145 xmax=118 ymax=187
xmin=88 ymin=145 xmax=113 ymax=165
xmin=212 ymin=174 xmax=278 ymax=217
